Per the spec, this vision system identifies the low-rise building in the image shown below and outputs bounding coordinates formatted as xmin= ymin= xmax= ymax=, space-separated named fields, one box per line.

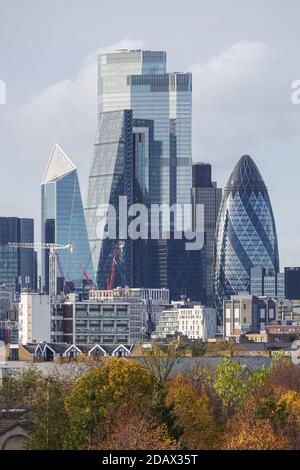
xmin=276 ymin=299 xmax=300 ymax=322
xmin=152 ymin=301 xmax=216 ymax=341
xmin=51 ymin=289 xmax=148 ymax=345
xmin=223 ymin=295 xmax=276 ymax=338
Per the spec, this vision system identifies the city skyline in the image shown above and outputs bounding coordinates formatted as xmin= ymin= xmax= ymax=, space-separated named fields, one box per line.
xmin=1 ymin=0 xmax=300 ymax=269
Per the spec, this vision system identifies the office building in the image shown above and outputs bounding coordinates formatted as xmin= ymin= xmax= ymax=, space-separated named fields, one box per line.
xmin=85 ymin=110 xmax=134 ymax=289
xmin=285 ymin=267 xmax=300 ymax=300
xmin=97 ymin=49 xmax=192 ymax=208
xmin=150 ymin=237 xmax=203 ymax=302
xmin=223 ymin=294 xmax=276 ymax=337
xmin=0 ymin=217 xmax=37 ymax=291
xmin=215 ymin=155 xmax=280 ymax=321
xmin=152 ymin=300 xmax=216 ymax=340
xmin=250 ymin=267 xmax=285 ymax=298
xmin=86 ymin=50 xmax=193 ymax=293
xmin=41 ymin=144 xmax=94 ymax=294
xmin=192 ymin=163 xmax=222 ymax=306
xmin=51 ymin=288 xmax=148 ymax=344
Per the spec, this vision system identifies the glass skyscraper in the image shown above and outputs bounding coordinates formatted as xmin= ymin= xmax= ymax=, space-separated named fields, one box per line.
xmin=0 ymin=217 xmax=37 ymax=290
xmin=214 ymin=155 xmax=280 ymax=321
xmin=86 ymin=50 xmax=193 ymax=292
xmin=41 ymin=144 xmax=94 ymax=294
xmin=85 ymin=110 xmax=134 ymax=289
xmin=97 ymin=50 xmax=192 ymax=208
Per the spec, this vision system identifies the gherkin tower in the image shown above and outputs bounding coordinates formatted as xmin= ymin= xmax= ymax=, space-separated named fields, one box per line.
xmin=214 ymin=155 xmax=280 ymax=321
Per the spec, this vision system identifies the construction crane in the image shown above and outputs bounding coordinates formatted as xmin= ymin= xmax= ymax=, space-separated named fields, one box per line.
xmin=107 ymin=241 xmax=118 ymax=290
xmin=7 ymin=242 xmax=73 ymax=296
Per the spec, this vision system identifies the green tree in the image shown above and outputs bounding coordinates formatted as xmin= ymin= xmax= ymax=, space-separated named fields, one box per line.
xmin=27 ymin=376 xmax=69 ymax=450
xmin=214 ymin=358 xmax=245 ymax=412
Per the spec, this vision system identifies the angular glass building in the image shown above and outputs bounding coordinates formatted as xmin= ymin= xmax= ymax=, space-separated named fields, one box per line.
xmin=41 ymin=144 xmax=94 ymax=294
xmin=214 ymin=155 xmax=280 ymax=321
xmin=85 ymin=110 xmax=134 ymax=289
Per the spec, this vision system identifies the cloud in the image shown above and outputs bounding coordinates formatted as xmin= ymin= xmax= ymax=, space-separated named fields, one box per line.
xmin=0 ymin=38 xmax=145 ymax=223
xmin=189 ymin=40 xmax=299 ymax=171
xmin=0 ymin=38 xmax=299 ymax=266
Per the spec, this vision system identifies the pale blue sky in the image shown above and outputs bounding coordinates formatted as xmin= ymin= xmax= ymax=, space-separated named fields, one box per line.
xmin=0 ymin=0 xmax=300 ymax=267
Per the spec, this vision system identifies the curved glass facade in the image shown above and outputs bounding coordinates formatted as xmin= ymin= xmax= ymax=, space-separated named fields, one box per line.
xmin=214 ymin=155 xmax=280 ymax=320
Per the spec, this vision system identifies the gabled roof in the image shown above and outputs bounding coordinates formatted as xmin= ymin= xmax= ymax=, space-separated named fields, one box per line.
xmin=42 ymin=144 xmax=76 ymax=184
xmin=42 ymin=343 xmax=70 ymax=354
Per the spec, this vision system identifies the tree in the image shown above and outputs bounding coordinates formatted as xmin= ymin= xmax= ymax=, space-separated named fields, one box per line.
xmin=224 ymin=398 xmax=289 ymax=450
xmin=64 ymin=358 xmax=155 ymax=449
xmin=225 ymin=418 xmax=289 ymax=450
xmin=267 ymin=356 xmax=300 ymax=392
xmin=213 ymin=358 xmax=245 ymax=412
xmin=141 ymin=342 xmax=183 ymax=439
xmin=87 ymin=406 xmax=177 ymax=450
xmin=167 ymin=375 xmax=219 ymax=449
xmin=191 ymin=340 xmax=207 ymax=357
xmin=27 ymin=376 xmax=69 ymax=450
xmin=142 ymin=341 xmax=182 ymax=386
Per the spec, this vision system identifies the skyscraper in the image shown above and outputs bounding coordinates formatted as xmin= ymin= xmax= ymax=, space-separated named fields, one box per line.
xmin=85 ymin=110 xmax=134 ymax=289
xmin=86 ymin=50 xmax=193 ymax=292
xmin=97 ymin=50 xmax=192 ymax=208
xmin=0 ymin=217 xmax=37 ymax=290
xmin=214 ymin=155 xmax=280 ymax=321
xmin=41 ymin=144 xmax=94 ymax=294
xmin=192 ymin=163 xmax=222 ymax=306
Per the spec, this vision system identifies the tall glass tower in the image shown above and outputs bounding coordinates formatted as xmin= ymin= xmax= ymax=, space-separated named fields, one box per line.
xmin=214 ymin=155 xmax=280 ymax=321
xmin=97 ymin=50 xmax=192 ymax=207
xmin=42 ymin=144 xmax=94 ymax=294
xmin=86 ymin=50 xmax=193 ymax=291
xmin=85 ymin=110 xmax=134 ymax=289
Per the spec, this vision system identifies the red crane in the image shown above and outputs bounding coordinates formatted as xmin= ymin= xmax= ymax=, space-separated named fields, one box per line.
xmin=107 ymin=241 xmax=118 ymax=290
xmin=78 ymin=262 xmax=95 ymax=290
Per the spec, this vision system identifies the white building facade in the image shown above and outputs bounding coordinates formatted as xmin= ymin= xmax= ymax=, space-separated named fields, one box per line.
xmin=152 ymin=302 xmax=216 ymax=341
xmin=18 ymin=293 xmax=51 ymax=344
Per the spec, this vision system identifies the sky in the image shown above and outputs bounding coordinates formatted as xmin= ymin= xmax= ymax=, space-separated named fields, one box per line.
xmin=0 ymin=0 xmax=300 ymax=268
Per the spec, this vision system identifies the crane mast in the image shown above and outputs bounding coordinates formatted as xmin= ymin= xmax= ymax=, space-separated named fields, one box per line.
xmin=7 ymin=242 xmax=73 ymax=296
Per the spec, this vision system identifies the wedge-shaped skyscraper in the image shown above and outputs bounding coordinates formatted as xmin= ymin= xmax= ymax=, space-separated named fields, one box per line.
xmin=41 ymin=144 xmax=94 ymax=294
xmin=214 ymin=155 xmax=280 ymax=321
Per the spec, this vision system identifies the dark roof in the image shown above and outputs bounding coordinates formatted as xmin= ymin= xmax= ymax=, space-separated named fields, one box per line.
xmin=21 ymin=343 xmax=42 ymax=354
xmin=43 ymin=343 xmax=69 ymax=354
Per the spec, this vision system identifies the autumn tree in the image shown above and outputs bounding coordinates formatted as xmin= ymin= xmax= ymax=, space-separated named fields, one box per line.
xmin=87 ymin=406 xmax=177 ymax=450
xmin=167 ymin=374 xmax=219 ymax=449
xmin=64 ymin=358 xmax=155 ymax=449
xmin=224 ymin=398 xmax=289 ymax=450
